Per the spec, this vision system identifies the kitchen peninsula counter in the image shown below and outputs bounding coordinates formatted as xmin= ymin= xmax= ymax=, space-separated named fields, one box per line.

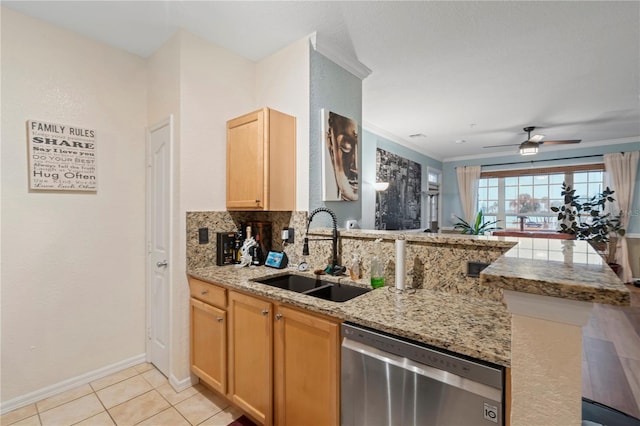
xmin=188 ymin=232 xmax=630 ymax=369
xmin=188 ymin=264 xmax=512 ymax=366
xmin=311 ymin=229 xmax=630 ymax=305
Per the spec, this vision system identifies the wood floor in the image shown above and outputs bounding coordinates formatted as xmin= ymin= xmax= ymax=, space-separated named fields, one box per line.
xmin=582 ymin=283 xmax=640 ymax=418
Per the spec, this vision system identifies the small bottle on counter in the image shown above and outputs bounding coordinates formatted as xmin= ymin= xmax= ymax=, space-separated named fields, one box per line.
xmin=349 ymin=254 xmax=362 ymax=280
xmin=370 ymin=238 xmax=385 ymax=288
xmin=233 ymin=229 xmax=243 ymax=264
xmin=252 ymin=234 xmax=263 ymax=266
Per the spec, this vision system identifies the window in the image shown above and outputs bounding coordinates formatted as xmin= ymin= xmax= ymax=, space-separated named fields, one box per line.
xmin=477 ymin=165 xmax=604 ymax=231
xmin=426 ymin=169 xmax=441 ymax=231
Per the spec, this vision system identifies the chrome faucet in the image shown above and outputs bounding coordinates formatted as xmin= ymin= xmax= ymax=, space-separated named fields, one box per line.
xmin=302 ymin=207 xmax=344 ymax=275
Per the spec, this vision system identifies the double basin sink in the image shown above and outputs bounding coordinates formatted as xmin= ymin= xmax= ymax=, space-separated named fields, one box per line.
xmin=254 ymin=273 xmax=370 ymax=303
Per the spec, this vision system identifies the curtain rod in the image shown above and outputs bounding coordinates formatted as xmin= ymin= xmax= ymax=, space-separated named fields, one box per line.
xmin=477 ymin=154 xmax=603 ymax=168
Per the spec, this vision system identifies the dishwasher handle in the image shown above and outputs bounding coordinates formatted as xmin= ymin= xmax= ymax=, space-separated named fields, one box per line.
xmin=342 ymin=337 xmax=502 ymax=402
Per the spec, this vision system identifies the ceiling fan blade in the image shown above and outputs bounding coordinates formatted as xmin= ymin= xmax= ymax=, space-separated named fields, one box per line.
xmin=539 ymin=139 xmax=581 ymax=145
xmin=529 ymin=134 xmax=545 ymax=143
xmin=483 ymin=143 xmax=521 ymax=148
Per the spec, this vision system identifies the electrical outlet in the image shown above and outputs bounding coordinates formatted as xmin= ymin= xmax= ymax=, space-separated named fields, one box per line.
xmin=467 ymin=261 xmax=490 ymax=277
xmin=198 ymin=228 xmax=209 ymax=244
xmin=286 ymin=227 xmax=294 ymax=243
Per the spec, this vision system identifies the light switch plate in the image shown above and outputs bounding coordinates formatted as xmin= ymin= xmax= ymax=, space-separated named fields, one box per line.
xmin=198 ymin=228 xmax=209 ymax=244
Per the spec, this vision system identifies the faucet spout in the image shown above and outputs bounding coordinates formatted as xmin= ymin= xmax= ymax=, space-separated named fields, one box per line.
xmin=303 ymin=207 xmax=342 ymax=274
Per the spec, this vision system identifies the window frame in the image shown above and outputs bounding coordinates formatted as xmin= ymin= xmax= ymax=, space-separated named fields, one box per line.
xmin=478 ymin=163 xmax=605 ymax=232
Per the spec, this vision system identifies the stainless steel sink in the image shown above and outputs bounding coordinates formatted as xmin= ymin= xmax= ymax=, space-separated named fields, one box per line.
xmin=254 ymin=274 xmax=370 ymax=302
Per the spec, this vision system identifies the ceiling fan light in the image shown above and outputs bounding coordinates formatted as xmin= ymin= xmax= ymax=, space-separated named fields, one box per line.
xmin=519 ymin=141 xmax=538 ymax=156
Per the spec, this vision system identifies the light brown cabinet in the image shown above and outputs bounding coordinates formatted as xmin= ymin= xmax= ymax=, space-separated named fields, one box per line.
xmin=228 ymin=290 xmax=273 ymax=425
xmin=274 ymin=304 xmax=340 ymax=426
xmin=189 ymin=279 xmax=227 ymax=395
xmin=188 ymin=277 xmax=340 ymax=426
xmin=226 ymin=107 xmax=296 ymax=211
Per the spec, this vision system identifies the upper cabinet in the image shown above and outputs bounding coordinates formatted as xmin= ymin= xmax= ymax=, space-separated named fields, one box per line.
xmin=226 ymin=108 xmax=296 ymax=211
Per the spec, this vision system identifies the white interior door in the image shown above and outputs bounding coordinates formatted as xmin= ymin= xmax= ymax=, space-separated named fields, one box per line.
xmin=146 ymin=117 xmax=172 ymax=377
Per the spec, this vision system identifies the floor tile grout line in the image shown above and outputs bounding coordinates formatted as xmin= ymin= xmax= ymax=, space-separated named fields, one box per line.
xmin=92 ymin=383 xmax=119 ymax=426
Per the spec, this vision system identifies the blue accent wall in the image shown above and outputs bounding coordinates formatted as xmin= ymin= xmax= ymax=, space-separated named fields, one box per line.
xmin=441 ymin=141 xmax=640 ymax=233
xmin=308 ymin=48 xmax=362 ymax=228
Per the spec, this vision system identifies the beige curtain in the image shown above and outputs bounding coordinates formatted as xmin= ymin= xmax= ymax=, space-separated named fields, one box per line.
xmin=604 ymin=151 xmax=639 ymax=283
xmin=456 ymin=165 xmax=481 ymax=223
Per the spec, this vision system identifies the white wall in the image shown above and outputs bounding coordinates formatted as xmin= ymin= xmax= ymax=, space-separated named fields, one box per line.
xmin=173 ymin=30 xmax=255 ymax=383
xmin=256 ymin=36 xmax=311 ymax=212
xmin=1 ymin=7 xmax=147 ymax=403
xmin=1 ymin=10 xmax=315 ymax=406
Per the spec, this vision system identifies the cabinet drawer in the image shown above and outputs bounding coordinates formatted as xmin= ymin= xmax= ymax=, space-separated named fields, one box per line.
xmin=189 ymin=278 xmax=226 ymax=308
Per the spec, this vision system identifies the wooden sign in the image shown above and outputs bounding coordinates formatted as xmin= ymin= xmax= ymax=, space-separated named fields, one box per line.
xmin=27 ymin=120 xmax=97 ymax=191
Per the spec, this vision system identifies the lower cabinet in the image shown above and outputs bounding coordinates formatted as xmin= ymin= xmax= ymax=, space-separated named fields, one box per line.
xmin=228 ymin=291 xmax=273 ymax=425
xmin=190 ymin=298 xmax=227 ymax=394
xmin=274 ymin=304 xmax=340 ymax=426
xmin=189 ymin=278 xmax=340 ymax=426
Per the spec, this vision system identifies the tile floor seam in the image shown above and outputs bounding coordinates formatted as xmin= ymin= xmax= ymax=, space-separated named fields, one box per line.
xmin=156 ymin=406 xmax=192 ymax=426
xmin=112 ymin=389 xmax=163 ymax=426
xmin=152 ymin=387 xmax=194 ymax=426
xmin=35 ymin=389 xmax=93 ymax=416
xmin=92 ymin=385 xmax=117 ymax=426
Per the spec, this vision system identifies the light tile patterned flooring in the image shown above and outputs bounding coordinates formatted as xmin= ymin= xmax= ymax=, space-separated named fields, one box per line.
xmin=1 ymin=363 xmax=244 ymax=426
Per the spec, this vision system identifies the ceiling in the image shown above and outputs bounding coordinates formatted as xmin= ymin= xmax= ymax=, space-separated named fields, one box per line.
xmin=4 ymin=1 xmax=639 ymax=161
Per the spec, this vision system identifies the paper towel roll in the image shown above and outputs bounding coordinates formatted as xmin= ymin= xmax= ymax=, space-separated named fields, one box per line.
xmin=395 ymin=239 xmax=406 ymax=290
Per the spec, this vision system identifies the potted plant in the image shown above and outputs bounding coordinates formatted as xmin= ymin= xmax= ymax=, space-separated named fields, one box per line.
xmin=454 ymin=210 xmax=502 ymax=235
xmin=551 ymin=183 xmax=625 ymax=270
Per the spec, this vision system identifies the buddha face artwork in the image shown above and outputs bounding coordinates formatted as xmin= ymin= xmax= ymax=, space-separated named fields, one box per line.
xmin=322 ymin=110 xmax=359 ymax=201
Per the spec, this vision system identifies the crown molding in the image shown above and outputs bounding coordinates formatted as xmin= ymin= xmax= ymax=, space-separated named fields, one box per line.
xmin=363 ymin=121 xmax=443 ymax=162
xmin=442 ymin=136 xmax=640 ymax=163
xmin=309 ymin=32 xmax=371 ymax=80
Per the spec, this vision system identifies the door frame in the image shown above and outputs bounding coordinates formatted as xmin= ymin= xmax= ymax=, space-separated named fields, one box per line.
xmin=145 ymin=116 xmax=175 ymax=375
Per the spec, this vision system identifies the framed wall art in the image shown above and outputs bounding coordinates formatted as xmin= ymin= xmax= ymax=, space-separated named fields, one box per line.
xmin=321 ymin=109 xmax=359 ymax=201
xmin=27 ymin=120 xmax=97 ymax=192
xmin=375 ymin=148 xmax=422 ymax=230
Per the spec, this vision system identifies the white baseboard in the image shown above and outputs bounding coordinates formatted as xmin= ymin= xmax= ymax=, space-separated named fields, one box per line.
xmin=169 ymin=373 xmax=198 ymax=393
xmin=0 ymin=353 xmax=146 ymax=415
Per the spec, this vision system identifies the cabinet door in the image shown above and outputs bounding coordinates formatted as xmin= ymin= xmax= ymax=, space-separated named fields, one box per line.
xmin=274 ymin=305 xmax=340 ymax=426
xmin=228 ymin=291 xmax=273 ymax=425
xmin=190 ymin=298 xmax=226 ymax=394
xmin=226 ymin=109 xmax=266 ymax=210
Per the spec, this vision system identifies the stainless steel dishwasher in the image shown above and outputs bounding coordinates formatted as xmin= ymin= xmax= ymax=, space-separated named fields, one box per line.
xmin=341 ymin=323 xmax=505 ymax=426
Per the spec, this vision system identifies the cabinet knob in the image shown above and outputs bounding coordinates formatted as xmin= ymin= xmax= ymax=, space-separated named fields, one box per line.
xmin=255 ymin=199 xmax=261 ymax=203
xmin=275 ymin=314 xmax=283 ymax=320
xmin=261 ymin=309 xmax=269 ymax=316
xmin=216 ymin=317 xmax=223 ymax=323
xmin=201 ymin=290 xmax=209 ymax=295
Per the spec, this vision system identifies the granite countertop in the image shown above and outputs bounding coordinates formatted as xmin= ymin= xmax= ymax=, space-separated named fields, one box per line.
xmin=188 ymin=265 xmax=512 ymax=367
xmin=480 ymin=238 xmax=630 ymax=305
xmin=312 ymin=229 xmax=630 ymax=306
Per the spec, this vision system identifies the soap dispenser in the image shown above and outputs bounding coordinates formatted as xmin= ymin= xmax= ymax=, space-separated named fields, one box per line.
xmin=370 ymin=238 xmax=385 ymax=288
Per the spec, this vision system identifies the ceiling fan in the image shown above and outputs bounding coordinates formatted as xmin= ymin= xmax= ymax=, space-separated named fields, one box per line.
xmin=484 ymin=126 xmax=582 ymax=156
